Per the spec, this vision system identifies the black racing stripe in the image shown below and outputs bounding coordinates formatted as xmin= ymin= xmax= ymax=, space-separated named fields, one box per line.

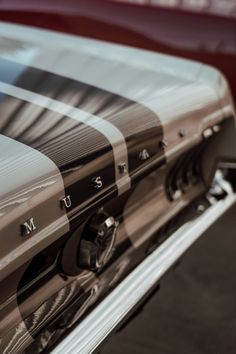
xmin=0 ymin=93 xmax=116 ymax=215
xmin=0 ymin=57 xmax=165 ymax=178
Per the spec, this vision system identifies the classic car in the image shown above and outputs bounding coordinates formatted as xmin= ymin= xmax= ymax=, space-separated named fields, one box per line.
xmin=0 ymin=1 xmax=235 ymax=354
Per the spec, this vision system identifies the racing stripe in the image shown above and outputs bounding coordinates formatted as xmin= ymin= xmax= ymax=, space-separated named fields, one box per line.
xmin=0 ymin=87 xmax=123 ymax=218
xmin=0 ymin=57 xmax=165 ymax=182
xmin=0 ymin=134 xmax=69 ymax=281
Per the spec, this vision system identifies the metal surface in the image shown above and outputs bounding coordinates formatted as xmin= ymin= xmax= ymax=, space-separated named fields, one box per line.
xmin=0 ymin=81 xmax=131 ymax=195
xmin=0 ymin=159 xmax=208 ymax=354
xmin=0 ymin=22 xmax=232 ymax=283
xmin=52 ymin=178 xmax=236 ymax=354
xmin=0 ymin=133 xmax=69 ymax=281
xmin=0 ymin=21 xmax=233 ymax=164
xmin=0 ymin=21 xmax=235 ymax=354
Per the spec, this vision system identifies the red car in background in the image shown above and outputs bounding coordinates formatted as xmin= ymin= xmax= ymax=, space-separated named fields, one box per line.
xmin=0 ymin=0 xmax=235 ymax=100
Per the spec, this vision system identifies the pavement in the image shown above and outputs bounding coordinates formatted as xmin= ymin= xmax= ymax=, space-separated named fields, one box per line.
xmin=101 ymin=204 xmax=236 ymax=354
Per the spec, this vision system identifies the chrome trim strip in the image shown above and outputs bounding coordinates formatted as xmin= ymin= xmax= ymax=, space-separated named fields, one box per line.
xmin=0 ymin=81 xmax=131 ymax=195
xmin=52 ymin=180 xmax=236 ymax=354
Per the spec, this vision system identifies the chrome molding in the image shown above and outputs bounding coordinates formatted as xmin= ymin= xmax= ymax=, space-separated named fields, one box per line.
xmin=52 ymin=178 xmax=236 ymax=354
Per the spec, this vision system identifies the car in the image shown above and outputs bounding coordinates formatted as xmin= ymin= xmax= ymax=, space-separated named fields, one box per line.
xmin=0 ymin=2 xmax=235 ymax=353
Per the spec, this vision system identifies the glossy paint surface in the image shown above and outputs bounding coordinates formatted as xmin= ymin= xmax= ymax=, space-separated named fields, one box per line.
xmin=0 ymin=0 xmax=235 ymax=100
xmin=0 ymin=22 xmax=232 ymax=283
xmin=0 ymin=133 xmax=69 ymax=281
xmin=0 ymin=22 xmax=235 ymax=354
xmin=0 ymin=163 xmax=207 ymax=354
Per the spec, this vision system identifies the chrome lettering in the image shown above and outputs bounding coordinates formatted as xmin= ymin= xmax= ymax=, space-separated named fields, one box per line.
xmin=21 ymin=217 xmax=36 ymax=236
